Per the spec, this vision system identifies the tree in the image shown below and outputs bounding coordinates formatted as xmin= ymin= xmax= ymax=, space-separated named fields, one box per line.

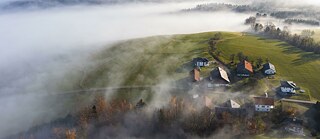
xmin=244 ymin=56 xmax=249 ymax=61
xmin=245 ymin=16 xmax=256 ymax=25
xmin=251 ymin=59 xmax=256 ymax=69
xmin=213 ymin=32 xmax=223 ymax=40
xmin=301 ymin=29 xmax=315 ymax=37
xmin=254 ymin=23 xmax=263 ymax=32
xmin=237 ymin=52 xmax=244 ymax=62
xmin=265 ymin=58 xmax=270 ymax=63
xmin=66 ymin=129 xmax=76 ymax=139
xmin=230 ymin=54 xmax=236 ymax=63
xmin=256 ymin=57 xmax=263 ymax=68
xmin=215 ymin=50 xmax=222 ymax=57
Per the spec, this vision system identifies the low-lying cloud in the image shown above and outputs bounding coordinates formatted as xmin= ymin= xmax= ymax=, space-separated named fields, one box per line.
xmin=0 ymin=1 xmax=252 ymax=137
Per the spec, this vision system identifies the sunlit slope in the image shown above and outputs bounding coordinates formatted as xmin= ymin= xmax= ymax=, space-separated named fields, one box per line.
xmin=81 ymin=33 xmax=222 ymax=88
xmin=81 ymin=32 xmax=320 ymax=100
xmin=216 ymin=33 xmax=320 ymax=100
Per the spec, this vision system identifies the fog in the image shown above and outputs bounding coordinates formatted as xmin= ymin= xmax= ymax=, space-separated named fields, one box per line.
xmin=2 ymin=0 xmax=320 ymax=138
xmin=0 ymin=1 xmax=253 ymax=138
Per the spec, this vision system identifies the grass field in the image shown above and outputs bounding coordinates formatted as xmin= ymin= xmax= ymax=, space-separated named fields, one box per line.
xmin=82 ymin=34 xmax=216 ymax=87
xmin=78 ymin=32 xmax=320 ymax=101
xmin=215 ymin=33 xmax=320 ymax=100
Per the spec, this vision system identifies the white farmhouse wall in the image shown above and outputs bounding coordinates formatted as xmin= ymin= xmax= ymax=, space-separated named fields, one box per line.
xmin=196 ymin=62 xmax=209 ymax=67
xmin=255 ymin=105 xmax=274 ymax=112
xmin=281 ymin=87 xmax=295 ymax=93
xmin=265 ymin=69 xmax=275 ymax=75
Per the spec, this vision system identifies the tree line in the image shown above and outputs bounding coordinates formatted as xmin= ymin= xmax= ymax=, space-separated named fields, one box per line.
xmin=245 ymin=17 xmax=320 ymax=54
xmin=284 ymin=19 xmax=320 ymax=26
xmin=181 ymin=3 xmax=257 ymax=13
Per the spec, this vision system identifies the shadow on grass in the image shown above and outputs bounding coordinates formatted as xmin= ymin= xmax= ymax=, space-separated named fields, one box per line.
xmin=274 ymin=43 xmax=320 ymax=65
xmin=276 ymin=43 xmax=303 ymax=54
xmin=291 ymin=53 xmax=320 ymax=66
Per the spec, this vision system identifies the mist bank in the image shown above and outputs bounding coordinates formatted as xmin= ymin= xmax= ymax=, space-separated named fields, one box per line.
xmin=0 ymin=0 xmax=224 ymax=11
xmin=0 ymin=1 xmax=252 ymax=138
xmin=0 ymin=2 xmax=250 ymax=95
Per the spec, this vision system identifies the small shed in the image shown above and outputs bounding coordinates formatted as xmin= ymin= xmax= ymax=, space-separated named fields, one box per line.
xmin=280 ymin=81 xmax=297 ymax=94
xmin=262 ymin=62 xmax=276 ymax=75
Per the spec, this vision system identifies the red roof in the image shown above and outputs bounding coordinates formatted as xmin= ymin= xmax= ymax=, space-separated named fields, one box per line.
xmin=254 ymin=97 xmax=274 ymax=105
xmin=244 ymin=60 xmax=253 ymax=73
xmin=190 ymin=68 xmax=200 ymax=81
xmin=193 ymin=68 xmax=200 ymax=81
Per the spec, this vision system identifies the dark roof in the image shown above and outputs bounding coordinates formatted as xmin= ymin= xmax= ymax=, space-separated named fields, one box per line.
xmin=237 ymin=60 xmax=253 ymax=73
xmin=193 ymin=57 xmax=209 ymax=62
xmin=211 ymin=67 xmax=230 ymax=83
xmin=254 ymin=97 xmax=274 ymax=105
xmin=285 ymin=117 xmax=303 ymax=125
xmin=215 ymin=107 xmax=247 ymax=119
xmin=263 ymin=63 xmax=276 ymax=71
xmin=281 ymin=81 xmax=297 ymax=88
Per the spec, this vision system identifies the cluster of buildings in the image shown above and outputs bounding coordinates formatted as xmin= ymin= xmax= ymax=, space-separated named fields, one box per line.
xmin=190 ymin=57 xmax=277 ymax=112
xmin=192 ymin=91 xmax=305 ymax=136
xmin=190 ymin=57 xmax=300 ymax=96
xmin=188 ymin=57 xmax=305 ymax=136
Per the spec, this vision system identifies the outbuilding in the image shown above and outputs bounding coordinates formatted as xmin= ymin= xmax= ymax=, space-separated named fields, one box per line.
xmin=262 ymin=62 xmax=276 ymax=75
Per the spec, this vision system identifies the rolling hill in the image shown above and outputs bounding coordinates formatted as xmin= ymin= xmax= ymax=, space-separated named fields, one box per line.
xmin=78 ymin=32 xmax=320 ymax=100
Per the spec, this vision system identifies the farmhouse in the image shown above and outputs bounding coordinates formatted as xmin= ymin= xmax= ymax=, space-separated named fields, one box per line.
xmin=215 ymin=99 xmax=247 ymax=121
xmin=262 ymin=62 xmax=276 ymax=75
xmin=209 ymin=67 xmax=230 ymax=87
xmin=254 ymin=97 xmax=274 ymax=112
xmin=236 ymin=60 xmax=253 ymax=77
xmin=280 ymin=81 xmax=297 ymax=94
xmin=190 ymin=67 xmax=200 ymax=82
xmin=192 ymin=57 xmax=209 ymax=67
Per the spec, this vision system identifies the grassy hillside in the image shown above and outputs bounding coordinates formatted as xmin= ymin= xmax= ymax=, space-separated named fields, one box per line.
xmin=215 ymin=33 xmax=320 ymax=100
xmin=82 ymin=34 xmax=216 ymax=87
xmin=79 ymin=32 xmax=320 ymax=100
